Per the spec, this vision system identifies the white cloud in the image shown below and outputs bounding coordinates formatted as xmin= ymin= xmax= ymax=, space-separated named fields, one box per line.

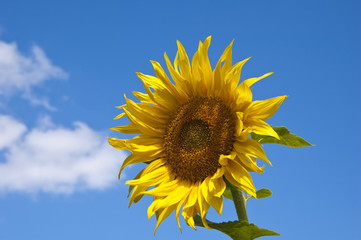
xmin=0 ymin=41 xmax=68 ymax=109
xmin=0 ymin=115 xmax=126 ymax=194
xmin=0 ymin=115 xmax=27 ymax=150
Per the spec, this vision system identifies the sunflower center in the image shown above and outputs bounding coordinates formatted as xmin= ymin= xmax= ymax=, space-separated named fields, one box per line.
xmin=179 ymin=120 xmax=211 ymax=152
xmin=163 ymin=97 xmax=236 ymax=183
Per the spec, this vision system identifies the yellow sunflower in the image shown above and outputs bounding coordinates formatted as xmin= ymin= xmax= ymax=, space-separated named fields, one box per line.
xmin=109 ymin=36 xmax=287 ymax=232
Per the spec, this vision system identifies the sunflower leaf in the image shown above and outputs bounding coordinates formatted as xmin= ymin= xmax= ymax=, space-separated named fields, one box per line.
xmin=251 ymin=126 xmax=314 ymax=147
xmin=194 ymin=215 xmax=280 ymax=240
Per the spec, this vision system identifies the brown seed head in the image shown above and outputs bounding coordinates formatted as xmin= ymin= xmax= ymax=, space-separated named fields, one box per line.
xmin=163 ymin=97 xmax=236 ymax=183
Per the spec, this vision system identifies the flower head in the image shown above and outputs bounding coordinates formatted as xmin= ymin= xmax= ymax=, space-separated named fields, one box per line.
xmin=109 ymin=36 xmax=287 ymax=232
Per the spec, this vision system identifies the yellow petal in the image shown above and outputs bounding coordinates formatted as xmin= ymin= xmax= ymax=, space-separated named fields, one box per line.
xmin=176 ymin=40 xmax=192 ymax=81
xmin=244 ymin=118 xmax=280 ymax=139
xmin=126 ymin=134 xmax=162 ymax=145
xmin=164 ymin=52 xmax=193 ymax=97
xmin=109 ymin=124 xmax=141 ymax=134
xmin=235 ymin=112 xmax=244 ymax=136
xmin=148 ymin=184 xmax=188 ymax=216
xmin=197 ymin=36 xmax=213 ymax=96
xmin=221 ymin=39 xmax=234 ymax=77
xmin=108 ymin=138 xmax=127 ymax=150
xmin=125 ymin=96 xmax=168 ymax=128
xmin=234 ymin=138 xmax=271 ymax=165
xmin=153 ymin=204 xmax=178 ymax=234
xmin=113 ymin=112 xmax=125 ymax=120
xmin=135 ymin=102 xmax=169 ymax=119
xmin=201 ymin=179 xmax=223 ymax=215
xmin=183 ymin=184 xmax=199 ymax=209
xmin=235 ymin=153 xmax=265 ymax=173
xmin=118 ymin=153 xmax=155 ymax=177
xmin=243 ymin=72 xmax=273 ymax=87
xmin=209 ymin=177 xmax=226 ymax=198
xmin=191 ymin=50 xmax=202 ymax=93
xmin=128 ymin=185 xmax=149 ymax=207
xmin=132 ymin=76 xmax=179 ymax=113
xmin=132 ymin=91 xmax=153 ymax=104
xmin=224 ymin=57 xmax=250 ymax=94
xmin=126 ymin=162 xmax=168 ymax=187
xmin=151 ymin=60 xmax=187 ymax=103
xmin=247 ymin=95 xmax=288 ymax=121
xmin=127 ymin=169 xmax=143 ymax=196
xmin=182 ymin=207 xmax=197 ymax=230
xmin=234 ymin=82 xmax=253 ymax=111
xmin=224 ymin=161 xmax=256 ymax=198
xmin=136 ymin=72 xmax=167 ymax=91
xmin=175 ymin=194 xmax=188 ymax=231
xmin=212 ymin=56 xmax=223 ymax=97
xmin=123 ymin=109 xmax=163 ymax=136
xmin=211 ymin=165 xmax=226 ymax=178
xmin=142 ymin=179 xmax=179 ymax=197
xmin=197 ymin=185 xmax=211 ymax=229
xmin=125 ymin=135 xmax=163 ymax=157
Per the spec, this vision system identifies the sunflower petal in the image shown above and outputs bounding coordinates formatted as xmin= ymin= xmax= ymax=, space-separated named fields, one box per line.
xmin=210 ymin=177 xmax=226 ymax=197
xmin=235 ymin=153 xmax=265 ymax=173
xmin=125 ymin=96 xmax=167 ymax=128
xmin=224 ymin=57 xmax=250 ymax=94
xmin=109 ymin=124 xmax=141 ymax=134
xmin=247 ymin=95 xmax=288 ymax=121
xmin=182 ymin=207 xmax=197 ymax=230
xmin=225 ymin=160 xmax=256 ymax=197
xmin=153 ymin=204 xmax=178 ymax=234
xmin=198 ymin=36 xmax=213 ymax=95
xmin=221 ymin=40 xmax=234 ymax=76
xmin=142 ymin=179 xmax=179 ymax=197
xmin=129 ymin=185 xmax=149 ymax=207
xmin=243 ymin=72 xmax=273 ymax=87
xmin=132 ymin=91 xmax=153 ymax=104
xmin=198 ymin=186 xmax=211 ymax=229
xmin=148 ymin=185 xmax=188 ymax=216
xmin=235 ymin=82 xmax=253 ymax=109
xmin=123 ymin=109 xmax=163 ymax=136
xmin=234 ymin=138 xmax=271 ymax=165
xmin=245 ymin=118 xmax=280 ymax=139
xmin=118 ymin=154 xmax=154 ymax=177
xmin=151 ymin=60 xmax=187 ymax=103
xmin=176 ymin=40 xmax=192 ymax=81
xmin=113 ymin=112 xmax=125 ymax=120
xmin=126 ymin=162 xmax=168 ymax=187
xmin=164 ymin=52 xmax=192 ymax=96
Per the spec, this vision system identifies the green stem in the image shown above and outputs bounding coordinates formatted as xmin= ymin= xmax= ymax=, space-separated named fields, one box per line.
xmin=230 ymin=185 xmax=248 ymax=222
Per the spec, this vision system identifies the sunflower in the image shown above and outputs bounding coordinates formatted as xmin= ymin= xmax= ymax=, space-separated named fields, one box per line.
xmin=109 ymin=36 xmax=287 ymax=232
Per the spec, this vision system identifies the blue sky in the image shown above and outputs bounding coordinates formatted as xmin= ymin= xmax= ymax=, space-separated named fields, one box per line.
xmin=0 ymin=0 xmax=360 ymax=239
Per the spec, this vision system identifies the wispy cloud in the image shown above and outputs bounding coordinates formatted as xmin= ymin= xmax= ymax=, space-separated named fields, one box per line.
xmin=0 ymin=41 xmax=68 ymax=109
xmin=0 ymin=115 xmax=126 ymax=194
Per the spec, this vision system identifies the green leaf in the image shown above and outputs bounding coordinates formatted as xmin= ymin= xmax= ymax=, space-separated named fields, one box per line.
xmin=194 ymin=216 xmax=280 ymax=240
xmin=251 ymin=126 xmax=314 ymax=147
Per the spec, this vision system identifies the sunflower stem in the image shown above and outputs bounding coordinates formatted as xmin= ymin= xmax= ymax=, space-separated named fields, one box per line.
xmin=230 ymin=185 xmax=248 ymax=222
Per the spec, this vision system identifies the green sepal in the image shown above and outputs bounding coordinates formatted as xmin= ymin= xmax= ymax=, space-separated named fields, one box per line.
xmin=251 ymin=126 xmax=314 ymax=147
xmin=223 ymin=185 xmax=233 ymax=200
xmin=244 ymin=188 xmax=272 ymax=201
xmin=194 ymin=215 xmax=280 ymax=240
xmin=223 ymin=187 xmax=272 ymax=202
